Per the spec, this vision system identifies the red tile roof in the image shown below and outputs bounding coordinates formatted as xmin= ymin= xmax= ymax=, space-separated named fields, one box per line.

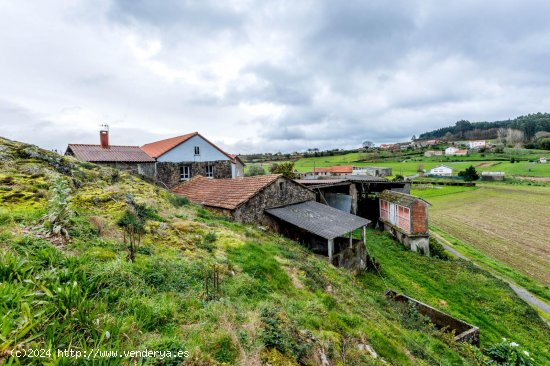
xmin=140 ymin=132 xmax=234 ymax=160
xmin=140 ymin=132 xmax=198 ymax=158
xmin=172 ymin=174 xmax=282 ymax=210
xmin=313 ymin=166 xmax=352 ymax=174
xmin=66 ymin=144 xmax=154 ymax=163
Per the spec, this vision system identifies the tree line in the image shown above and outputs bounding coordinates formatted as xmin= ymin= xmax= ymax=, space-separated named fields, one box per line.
xmin=418 ymin=113 xmax=550 ymax=142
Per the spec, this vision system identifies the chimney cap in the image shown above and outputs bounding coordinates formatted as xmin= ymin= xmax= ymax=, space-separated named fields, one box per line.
xmin=100 ymin=124 xmax=109 ymax=132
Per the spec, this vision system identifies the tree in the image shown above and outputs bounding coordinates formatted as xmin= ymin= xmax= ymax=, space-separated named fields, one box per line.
xmin=362 ymin=140 xmax=374 ymax=149
xmin=270 ymin=162 xmax=297 ymax=179
xmin=411 ymin=135 xmax=417 ymax=141
xmin=246 ymin=164 xmax=266 ymax=176
xmin=458 ymin=165 xmax=479 ymax=182
xmin=117 ymin=195 xmax=156 ymax=262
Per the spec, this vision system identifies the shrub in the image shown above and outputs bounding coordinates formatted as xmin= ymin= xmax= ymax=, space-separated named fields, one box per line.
xmin=483 ymin=338 xmax=534 ymax=365
xmin=198 ymin=231 xmax=217 ymax=252
xmin=429 ymin=238 xmax=450 ymax=260
xmin=458 ymin=165 xmax=479 ymax=181
xmin=168 ymin=194 xmax=189 ymax=207
xmin=246 ymin=164 xmax=266 ymax=176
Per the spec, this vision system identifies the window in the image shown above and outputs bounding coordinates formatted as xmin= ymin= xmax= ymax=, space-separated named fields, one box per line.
xmin=279 ymin=181 xmax=285 ymax=191
xmin=179 ymin=166 xmax=190 ymax=181
xmin=194 ymin=146 xmax=200 ymax=155
xmin=205 ymin=165 xmax=214 ymax=178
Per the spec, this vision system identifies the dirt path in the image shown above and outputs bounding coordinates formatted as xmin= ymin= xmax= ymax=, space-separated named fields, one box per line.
xmin=431 ymin=231 xmax=550 ymax=323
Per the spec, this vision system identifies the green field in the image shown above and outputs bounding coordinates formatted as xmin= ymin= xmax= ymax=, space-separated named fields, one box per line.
xmin=413 ymin=184 xmax=550 ymax=293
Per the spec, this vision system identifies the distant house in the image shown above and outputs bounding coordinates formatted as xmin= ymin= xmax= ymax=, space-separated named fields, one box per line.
xmin=428 ymin=165 xmax=453 ymax=177
xmin=311 ymin=166 xmax=353 ymax=176
xmin=467 ymin=140 xmax=486 ymax=149
xmin=380 ymin=143 xmax=398 ymax=150
xmin=412 ymin=139 xmax=441 ymax=148
xmin=352 ymin=166 xmax=392 ymax=177
xmin=379 ymin=190 xmax=431 ymax=255
xmin=540 ymin=157 xmax=547 ymax=164
xmin=66 ymin=126 xmax=244 ymax=187
xmin=424 ymin=150 xmax=443 ymax=157
xmin=445 ymin=147 xmax=468 ymax=156
xmin=481 ymin=172 xmax=505 ymax=181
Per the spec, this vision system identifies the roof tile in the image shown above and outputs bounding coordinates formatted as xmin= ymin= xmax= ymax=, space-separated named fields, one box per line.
xmin=67 ymin=144 xmax=154 ymax=163
xmin=172 ymin=174 xmax=282 ymax=210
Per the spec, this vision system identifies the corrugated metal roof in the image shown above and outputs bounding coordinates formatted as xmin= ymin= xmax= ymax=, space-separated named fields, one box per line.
xmin=378 ymin=190 xmax=430 ymax=207
xmin=66 ymin=144 xmax=154 ymax=163
xmin=265 ymin=201 xmax=371 ymax=240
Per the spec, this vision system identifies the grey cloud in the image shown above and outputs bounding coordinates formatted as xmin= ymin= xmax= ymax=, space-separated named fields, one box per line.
xmin=2 ymin=0 xmax=550 ymax=154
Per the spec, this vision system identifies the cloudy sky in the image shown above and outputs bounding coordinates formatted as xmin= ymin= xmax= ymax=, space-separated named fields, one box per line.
xmin=1 ymin=0 xmax=550 ymax=154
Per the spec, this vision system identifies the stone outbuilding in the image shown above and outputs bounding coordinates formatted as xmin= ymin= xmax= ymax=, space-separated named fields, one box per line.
xmin=378 ymin=190 xmax=431 ymax=255
xmin=172 ymin=174 xmax=315 ymax=226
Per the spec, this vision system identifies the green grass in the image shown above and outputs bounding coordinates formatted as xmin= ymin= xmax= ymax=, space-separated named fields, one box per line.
xmin=288 ymin=148 xmax=550 ymax=178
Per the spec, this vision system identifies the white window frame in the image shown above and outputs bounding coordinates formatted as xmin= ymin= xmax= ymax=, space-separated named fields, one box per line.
xmin=180 ymin=166 xmax=190 ymax=181
xmin=194 ymin=146 xmax=200 ymax=156
xmin=205 ymin=165 xmax=214 ymax=178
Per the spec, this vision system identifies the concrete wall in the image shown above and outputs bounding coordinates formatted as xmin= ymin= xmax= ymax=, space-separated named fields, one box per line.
xmin=233 ymin=177 xmax=315 ymax=226
xmin=157 ymin=134 xmax=230 ymax=163
xmin=383 ymin=222 xmax=430 ymax=256
xmin=386 ymin=290 xmax=480 ymax=346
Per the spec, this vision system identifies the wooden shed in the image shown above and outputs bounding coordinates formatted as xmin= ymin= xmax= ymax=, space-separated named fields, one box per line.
xmin=378 ymin=190 xmax=431 ymax=255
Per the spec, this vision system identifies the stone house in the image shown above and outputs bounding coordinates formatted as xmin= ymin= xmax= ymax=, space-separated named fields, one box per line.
xmin=172 ymin=174 xmax=315 ymax=226
xmin=66 ymin=126 xmax=244 ymax=187
xmin=378 ymin=190 xmax=431 ymax=255
xmin=141 ymin=132 xmax=245 ymax=187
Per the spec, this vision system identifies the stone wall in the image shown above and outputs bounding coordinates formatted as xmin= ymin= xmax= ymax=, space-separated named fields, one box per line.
xmin=156 ymin=160 xmax=232 ymax=188
xmin=96 ymin=162 xmax=154 ymax=175
xmin=233 ymin=177 xmax=316 ymax=225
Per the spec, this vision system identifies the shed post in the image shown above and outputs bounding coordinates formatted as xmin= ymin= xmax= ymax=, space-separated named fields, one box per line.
xmin=349 ymin=231 xmax=353 ymax=248
xmin=328 ymin=239 xmax=334 ymax=263
xmin=362 ymin=225 xmax=367 ymax=251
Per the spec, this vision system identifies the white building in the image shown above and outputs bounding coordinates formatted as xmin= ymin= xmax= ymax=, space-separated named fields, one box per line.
xmin=429 ymin=165 xmax=453 ymax=177
xmin=541 ymin=157 xmax=548 ymax=164
xmin=467 ymin=140 xmax=486 ymax=149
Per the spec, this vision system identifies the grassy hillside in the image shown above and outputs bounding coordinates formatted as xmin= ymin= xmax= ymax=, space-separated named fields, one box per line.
xmin=1 ymin=137 xmax=549 ymax=365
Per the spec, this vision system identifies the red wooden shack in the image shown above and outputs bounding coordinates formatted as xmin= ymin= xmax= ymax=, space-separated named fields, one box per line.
xmin=379 ymin=190 xmax=431 ymax=255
